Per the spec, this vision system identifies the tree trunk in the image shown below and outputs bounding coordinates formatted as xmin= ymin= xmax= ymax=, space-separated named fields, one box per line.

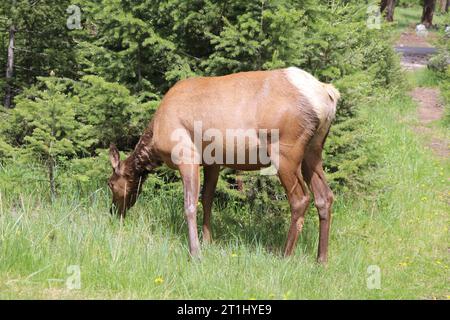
xmin=386 ymin=0 xmax=396 ymax=22
xmin=380 ymin=0 xmax=388 ymax=13
xmin=4 ymin=25 xmax=16 ymax=108
xmin=421 ymin=0 xmax=436 ymax=28
xmin=48 ymin=155 xmax=56 ymax=202
xmin=136 ymin=42 xmax=142 ymax=92
xmin=438 ymin=0 xmax=447 ymax=12
xmin=381 ymin=0 xmax=396 ymax=22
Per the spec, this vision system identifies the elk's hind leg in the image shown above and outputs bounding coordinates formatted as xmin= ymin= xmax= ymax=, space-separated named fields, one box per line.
xmin=302 ymin=146 xmax=334 ymax=264
xmin=278 ymin=144 xmax=311 ymax=257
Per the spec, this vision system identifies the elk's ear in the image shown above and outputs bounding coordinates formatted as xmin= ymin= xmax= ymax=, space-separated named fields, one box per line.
xmin=109 ymin=144 xmax=120 ymax=173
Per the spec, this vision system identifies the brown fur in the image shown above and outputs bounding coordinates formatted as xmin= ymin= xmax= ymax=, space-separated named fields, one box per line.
xmin=108 ymin=67 xmax=339 ymax=263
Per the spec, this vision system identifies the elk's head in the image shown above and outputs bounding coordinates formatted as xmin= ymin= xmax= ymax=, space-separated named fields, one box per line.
xmin=108 ymin=144 xmax=143 ymax=217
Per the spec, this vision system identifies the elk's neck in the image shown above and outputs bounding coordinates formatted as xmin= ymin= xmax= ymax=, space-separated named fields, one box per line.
xmin=125 ymin=121 xmax=161 ymax=179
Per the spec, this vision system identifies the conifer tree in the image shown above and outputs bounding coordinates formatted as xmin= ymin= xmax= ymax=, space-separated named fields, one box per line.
xmin=11 ymin=76 xmax=95 ymax=198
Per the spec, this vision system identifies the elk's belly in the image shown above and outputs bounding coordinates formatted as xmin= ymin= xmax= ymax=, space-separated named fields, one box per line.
xmin=157 ymin=135 xmax=277 ymax=170
xmin=222 ymin=163 xmax=271 ymax=170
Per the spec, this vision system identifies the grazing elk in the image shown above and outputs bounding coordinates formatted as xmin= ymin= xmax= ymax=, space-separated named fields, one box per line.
xmin=108 ymin=67 xmax=340 ymax=263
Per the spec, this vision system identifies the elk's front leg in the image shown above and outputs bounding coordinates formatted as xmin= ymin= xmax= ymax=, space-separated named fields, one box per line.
xmin=179 ymin=164 xmax=201 ymax=258
xmin=201 ymin=165 xmax=220 ymax=244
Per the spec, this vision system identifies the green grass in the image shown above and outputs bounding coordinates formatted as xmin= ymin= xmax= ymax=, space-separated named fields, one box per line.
xmin=0 ymin=92 xmax=449 ymax=299
xmin=395 ymin=5 xmax=423 ymax=31
xmin=406 ymin=68 xmax=442 ymax=88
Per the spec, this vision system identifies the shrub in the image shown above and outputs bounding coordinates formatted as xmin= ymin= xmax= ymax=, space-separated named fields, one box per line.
xmin=0 ymin=75 xmax=159 ymax=195
xmin=0 ymin=0 xmax=406 ymax=209
xmin=427 ymin=51 xmax=449 ymax=74
xmin=74 ymin=75 xmax=159 ymax=150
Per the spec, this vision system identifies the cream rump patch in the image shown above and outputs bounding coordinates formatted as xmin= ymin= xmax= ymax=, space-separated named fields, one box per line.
xmin=284 ymin=67 xmax=339 ymax=127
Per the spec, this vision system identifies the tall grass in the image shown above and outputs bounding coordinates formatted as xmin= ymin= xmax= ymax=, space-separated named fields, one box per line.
xmin=0 ymin=92 xmax=448 ymax=299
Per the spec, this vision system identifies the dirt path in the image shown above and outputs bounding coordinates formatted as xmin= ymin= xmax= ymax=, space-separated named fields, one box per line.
xmin=396 ymin=29 xmax=449 ymax=159
xmin=395 ymin=30 xmax=438 ymax=70
xmin=409 ymin=88 xmax=449 ymax=158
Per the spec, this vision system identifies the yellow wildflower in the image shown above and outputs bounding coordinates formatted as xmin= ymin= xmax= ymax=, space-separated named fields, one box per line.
xmin=154 ymin=277 xmax=164 ymax=285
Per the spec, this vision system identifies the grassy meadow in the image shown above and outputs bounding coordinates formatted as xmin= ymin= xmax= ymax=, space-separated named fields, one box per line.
xmin=0 ymin=0 xmax=449 ymax=301
xmin=0 ymin=87 xmax=448 ymax=299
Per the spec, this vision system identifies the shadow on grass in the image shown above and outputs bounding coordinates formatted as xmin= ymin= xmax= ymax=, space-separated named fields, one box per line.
xmin=125 ymin=190 xmax=320 ymax=258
